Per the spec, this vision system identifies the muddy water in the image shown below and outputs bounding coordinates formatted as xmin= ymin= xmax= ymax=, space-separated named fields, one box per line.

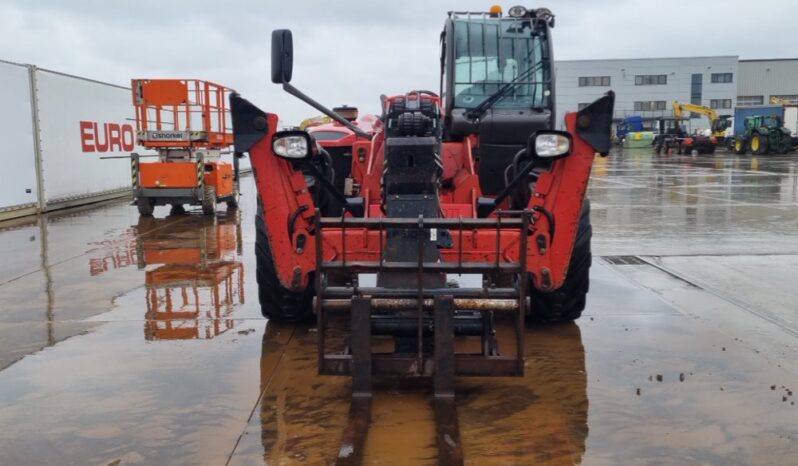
xmin=0 ymin=150 xmax=797 ymax=465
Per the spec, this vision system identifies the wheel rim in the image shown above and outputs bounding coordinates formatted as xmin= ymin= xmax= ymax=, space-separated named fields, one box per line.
xmin=735 ymin=140 xmax=742 ymax=151
xmin=752 ymin=137 xmax=759 ymax=151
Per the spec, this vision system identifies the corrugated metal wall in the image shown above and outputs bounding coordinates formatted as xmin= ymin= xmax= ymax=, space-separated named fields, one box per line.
xmin=738 ymin=59 xmax=798 ymax=102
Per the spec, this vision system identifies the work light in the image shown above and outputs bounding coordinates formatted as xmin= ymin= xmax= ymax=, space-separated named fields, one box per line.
xmin=507 ymin=5 xmax=528 ymax=18
xmin=530 ymin=131 xmax=572 ymax=159
xmin=272 ymin=131 xmax=312 ymax=159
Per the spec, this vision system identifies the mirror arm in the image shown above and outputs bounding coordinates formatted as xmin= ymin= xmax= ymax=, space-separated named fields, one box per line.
xmin=302 ymin=158 xmax=362 ymax=216
xmin=282 ymin=83 xmax=372 ymax=140
xmin=476 ymin=149 xmax=537 ymax=218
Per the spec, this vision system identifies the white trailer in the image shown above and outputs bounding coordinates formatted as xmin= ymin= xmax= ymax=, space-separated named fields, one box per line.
xmin=783 ymin=105 xmax=798 ymax=136
xmin=0 ymin=60 xmax=39 ymax=219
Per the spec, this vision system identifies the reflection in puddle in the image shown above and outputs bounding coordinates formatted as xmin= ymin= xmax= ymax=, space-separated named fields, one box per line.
xmin=243 ymin=320 xmax=588 ymax=465
xmin=135 ymin=212 xmax=245 ymax=340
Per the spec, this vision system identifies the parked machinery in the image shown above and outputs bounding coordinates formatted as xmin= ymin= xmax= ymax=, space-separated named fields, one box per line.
xmin=733 ymin=114 xmax=791 ymax=155
xmin=229 ymin=6 xmax=613 ymax=463
xmin=299 ymin=114 xmax=333 ymax=130
xmin=672 ymin=101 xmax=732 ymax=141
xmin=616 ymin=115 xmax=643 ymax=141
xmin=651 ymin=102 xmax=721 ymax=155
xmin=131 ymin=79 xmax=240 ymax=216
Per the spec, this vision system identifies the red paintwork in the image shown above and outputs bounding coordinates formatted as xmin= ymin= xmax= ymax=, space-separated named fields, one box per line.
xmin=250 ymin=97 xmax=593 ymax=292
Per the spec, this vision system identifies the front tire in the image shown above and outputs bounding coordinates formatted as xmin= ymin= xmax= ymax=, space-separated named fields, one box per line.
xmin=227 ymin=182 xmax=240 ymax=209
xmin=202 ymin=186 xmax=217 ymax=215
xmin=734 ymin=137 xmax=746 ymax=155
xmin=137 ymin=197 xmax=155 ymax=216
xmin=749 ymin=133 xmax=767 ymax=155
xmin=527 ymin=200 xmax=591 ymax=323
xmin=255 ymin=201 xmax=314 ymax=323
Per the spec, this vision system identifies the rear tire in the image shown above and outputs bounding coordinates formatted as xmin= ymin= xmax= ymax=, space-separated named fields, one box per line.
xmin=777 ymin=138 xmax=790 ymax=154
xmin=527 ymin=200 xmax=591 ymax=323
xmin=734 ymin=137 xmax=746 ymax=154
xmin=255 ymin=200 xmax=314 ymax=323
xmin=227 ymin=182 xmax=240 ymax=209
xmin=749 ymin=133 xmax=767 ymax=155
xmin=137 ymin=197 xmax=155 ymax=216
xmin=202 ymin=186 xmax=217 ymax=215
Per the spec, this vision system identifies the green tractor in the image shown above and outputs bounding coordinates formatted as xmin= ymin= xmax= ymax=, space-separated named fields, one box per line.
xmin=733 ymin=115 xmax=791 ymax=155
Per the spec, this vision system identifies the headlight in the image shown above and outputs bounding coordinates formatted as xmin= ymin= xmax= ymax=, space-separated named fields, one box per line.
xmin=272 ymin=131 xmax=311 ymax=159
xmin=508 ymin=5 xmax=528 ymax=18
xmin=530 ymin=131 xmax=573 ymax=159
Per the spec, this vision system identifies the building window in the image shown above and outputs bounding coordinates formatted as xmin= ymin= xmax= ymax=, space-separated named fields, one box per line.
xmin=711 ymin=73 xmax=733 ymax=83
xmin=737 ymin=95 xmax=763 ymax=106
xmin=710 ymin=99 xmax=732 ymax=109
xmin=771 ymin=95 xmax=798 ymax=104
xmin=578 ymin=76 xmax=610 ymax=87
xmin=634 ymin=100 xmax=667 ymax=111
xmin=577 ymin=103 xmax=590 ymax=110
xmin=690 ymin=74 xmax=702 ymax=117
xmin=634 ymin=74 xmax=667 ymax=85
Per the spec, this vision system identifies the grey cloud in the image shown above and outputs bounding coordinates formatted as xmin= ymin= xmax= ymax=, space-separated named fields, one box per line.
xmin=1 ymin=0 xmax=796 ymax=124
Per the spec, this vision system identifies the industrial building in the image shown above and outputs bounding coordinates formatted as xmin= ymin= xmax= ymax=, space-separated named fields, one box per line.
xmin=737 ymin=58 xmax=798 ymax=106
xmin=554 ymin=56 xmax=798 ymax=130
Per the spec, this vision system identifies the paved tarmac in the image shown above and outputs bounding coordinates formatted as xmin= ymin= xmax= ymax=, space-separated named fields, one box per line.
xmin=0 ymin=148 xmax=796 ymax=465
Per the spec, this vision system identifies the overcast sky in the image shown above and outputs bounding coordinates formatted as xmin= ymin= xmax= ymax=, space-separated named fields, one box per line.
xmin=2 ymin=0 xmax=797 ymax=124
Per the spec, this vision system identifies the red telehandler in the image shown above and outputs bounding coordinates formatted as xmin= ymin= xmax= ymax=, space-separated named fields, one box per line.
xmin=230 ymin=6 xmax=613 ymax=464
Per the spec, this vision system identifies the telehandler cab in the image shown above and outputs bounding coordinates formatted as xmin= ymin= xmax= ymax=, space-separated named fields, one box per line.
xmin=230 ymin=6 xmax=613 ymax=464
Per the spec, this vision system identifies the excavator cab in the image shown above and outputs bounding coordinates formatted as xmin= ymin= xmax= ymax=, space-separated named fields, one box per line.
xmin=440 ymin=7 xmax=555 ymax=195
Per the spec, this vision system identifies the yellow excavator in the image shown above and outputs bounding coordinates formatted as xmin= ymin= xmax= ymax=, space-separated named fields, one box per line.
xmin=770 ymin=96 xmax=795 ymax=105
xmin=672 ymin=101 xmax=732 ymax=140
xmin=299 ymin=114 xmax=333 ymax=130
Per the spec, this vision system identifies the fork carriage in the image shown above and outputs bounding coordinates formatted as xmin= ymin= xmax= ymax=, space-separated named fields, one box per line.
xmin=315 ymin=212 xmax=532 ymax=380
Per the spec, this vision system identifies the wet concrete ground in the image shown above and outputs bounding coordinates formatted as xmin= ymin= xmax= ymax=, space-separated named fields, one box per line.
xmin=0 ymin=148 xmax=797 ymax=465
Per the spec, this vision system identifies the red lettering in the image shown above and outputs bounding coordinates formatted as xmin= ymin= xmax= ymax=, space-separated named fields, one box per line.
xmin=80 ymin=121 xmax=95 ymax=152
xmin=121 ymin=124 xmax=135 ymax=151
xmin=93 ymin=122 xmax=108 ymax=152
xmin=82 ymin=121 xmax=138 ymax=153
xmin=108 ymin=123 xmax=122 ymax=152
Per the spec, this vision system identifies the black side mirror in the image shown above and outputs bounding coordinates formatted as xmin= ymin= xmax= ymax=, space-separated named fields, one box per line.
xmin=575 ymin=91 xmax=615 ymax=156
xmin=271 ymin=29 xmax=294 ymax=84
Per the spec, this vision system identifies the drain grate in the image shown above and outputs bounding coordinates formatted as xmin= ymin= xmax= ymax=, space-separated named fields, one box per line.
xmin=602 ymin=255 xmax=648 ymax=265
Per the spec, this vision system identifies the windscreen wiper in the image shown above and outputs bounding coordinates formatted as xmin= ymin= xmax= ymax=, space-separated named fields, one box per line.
xmin=465 ymin=60 xmax=545 ymax=121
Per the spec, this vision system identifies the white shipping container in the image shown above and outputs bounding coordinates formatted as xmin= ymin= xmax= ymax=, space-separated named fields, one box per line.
xmin=0 ymin=61 xmax=39 ymax=213
xmin=35 ymin=69 xmax=137 ymax=207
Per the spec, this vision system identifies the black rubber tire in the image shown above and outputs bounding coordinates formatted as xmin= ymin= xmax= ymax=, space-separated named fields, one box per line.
xmin=227 ymin=182 xmax=240 ymax=209
xmin=777 ymin=138 xmax=790 ymax=154
xmin=733 ymin=137 xmax=746 ymax=155
xmin=527 ymin=200 xmax=591 ymax=323
xmin=749 ymin=133 xmax=767 ymax=155
xmin=202 ymin=186 xmax=217 ymax=215
xmin=137 ymin=197 xmax=155 ymax=216
xmin=255 ymin=202 xmax=314 ymax=323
